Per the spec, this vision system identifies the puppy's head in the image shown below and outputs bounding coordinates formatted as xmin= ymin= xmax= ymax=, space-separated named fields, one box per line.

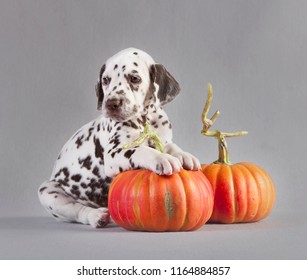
xmin=96 ymin=48 xmax=180 ymax=121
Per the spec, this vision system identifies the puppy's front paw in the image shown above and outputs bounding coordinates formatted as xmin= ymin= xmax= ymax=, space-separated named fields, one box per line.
xmin=173 ymin=152 xmax=201 ymax=171
xmin=88 ymin=207 xmax=110 ymax=228
xmin=151 ymin=154 xmax=182 ymax=175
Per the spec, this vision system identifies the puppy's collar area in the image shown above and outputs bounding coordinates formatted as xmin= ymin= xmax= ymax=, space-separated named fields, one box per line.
xmin=122 ymin=122 xmax=164 ymax=153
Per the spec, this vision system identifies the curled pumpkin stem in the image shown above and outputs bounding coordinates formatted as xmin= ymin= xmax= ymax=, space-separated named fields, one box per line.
xmin=201 ymin=83 xmax=220 ymax=132
xmin=201 ymin=83 xmax=248 ymax=164
xmin=122 ymin=122 xmax=164 ymax=153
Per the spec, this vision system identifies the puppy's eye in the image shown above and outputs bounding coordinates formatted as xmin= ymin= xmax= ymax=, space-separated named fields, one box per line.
xmin=102 ymin=77 xmax=111 ymax=86
xmin=130 ymin=75 xmax=141 ymax=84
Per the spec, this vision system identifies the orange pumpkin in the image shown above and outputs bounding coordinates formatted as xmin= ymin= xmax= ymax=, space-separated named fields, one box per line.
xmin=108 ymin=169 xmax=214 ymax=232
xmin=200 ymin=84 xmax=276 ymax=223
xmin=202 ymin=161 xmax=275 ymax=223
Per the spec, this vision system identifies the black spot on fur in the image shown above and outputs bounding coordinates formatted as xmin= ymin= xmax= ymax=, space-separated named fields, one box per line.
xmin=109 ymin=134 xmax=121 ymax=150
xmin=111 ymin=148 xmax=122 ymax=158
xmin=39 ymin=186 xmax=47 ymax=194
xmin=94 ymin=137 xmax=104 ymax=165
xmin=105 ymin=176 xmax=112 ymax=184
xmin=52 ymin=214 xmax=59 ymax=218
xmin=114 ymin=64 xmax=118 ymax=70
xmin=78 ymin=155 xmax=92 ymax=170
xmin=57 ymin=179 xmax=69 ymax=187
xmin=124 ymin=149 xmax=135 ymax=159
xmin=123 ymin=120 xmax=138 ymax=130
xmin=81 ymin=183 xmax=87 ymax=189
xmin=122 ymin=65 xmax=126 ymax=71
xmin=133 ymin=52 xmax=138 ymax=55
xmin=129 ymin=158 xmax=135 ymax=169
xmin=85 ymin=127 xmax=95 ymax=141
xmin=71 ymin=174 xmax=82 ymax=182
xmin=83 ymin=178 xmax=110 ymax=207
xmin=48 ymin=191 xmax=59 ymax=195
xmin=137 ymin=116 xmax=147 ymax=126
xmin=75 ymin=135 xmax=84 ymax=148
xmin=133 ymin=62 xmax=138 ymax=66
xmin=92 ymin=166 xmax=101 ymax=178
xmin=71 ymin=185 xmax=81 ymax=197
xmin=54 ymin=168 xmax=70 ymax=181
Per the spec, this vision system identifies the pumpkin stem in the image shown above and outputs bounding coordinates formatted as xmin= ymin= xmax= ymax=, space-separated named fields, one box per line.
xmin=122 ymin=122 xmax=165 ymax=153
xmin=201 ymin=84 xmax=248 ymax=164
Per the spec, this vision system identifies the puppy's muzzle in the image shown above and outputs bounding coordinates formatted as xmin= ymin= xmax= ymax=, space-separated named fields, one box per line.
xmin=105 ymin=98 xmax=123 ymax=112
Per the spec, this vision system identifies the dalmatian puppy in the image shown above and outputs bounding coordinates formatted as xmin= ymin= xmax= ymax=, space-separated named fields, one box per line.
xmin=38 ymin=48 xmax=200 ymax=228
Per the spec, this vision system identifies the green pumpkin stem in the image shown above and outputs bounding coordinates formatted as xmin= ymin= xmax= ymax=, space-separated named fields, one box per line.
xmin=122 ymin=121 xmax=165 ymax=153
xmin=201 ymin=83 xmax=248 ymax=165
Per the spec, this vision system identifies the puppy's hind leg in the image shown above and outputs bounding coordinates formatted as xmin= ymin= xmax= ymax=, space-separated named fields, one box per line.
xmin=38 ymin=180 xmax=110 ymax=228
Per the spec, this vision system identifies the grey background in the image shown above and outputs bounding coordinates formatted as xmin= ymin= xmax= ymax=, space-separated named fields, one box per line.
xmin=1 ymin=0 xmax=306 ymax=259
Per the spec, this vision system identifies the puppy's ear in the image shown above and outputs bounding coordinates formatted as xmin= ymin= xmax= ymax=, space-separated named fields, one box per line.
xmin=95 ymin=64 xmax=106 ymax=111
xmin=150 ymin=64 xmax=180 ymax=105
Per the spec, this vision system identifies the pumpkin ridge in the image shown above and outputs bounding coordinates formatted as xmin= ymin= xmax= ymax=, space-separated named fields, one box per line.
xmin=244 ymin=164 xmax=275 ymax=220
xmin=183 ymin=172 xmax=201 ymax=231
xmin=231 ymin=164 xmax=248 ymax=222
xmin=159 ymin=175 xmax=170 ymax=231
xmin=111 ymin=173 xmax=125 ymax=226
xmin=215 ymin=163 xmax=228 ymax=222
xmin=174 ymin=172 xmax=187 ymax=230
xmin=126 ymin=171 xmax=143 ymax=230
xmin=237 ymin=163 xmax=260 ymax=222
xmin=177 ymin=170 xmax=201 ymax=231
xmin=206 ymin=164 xmax=220 ymax=222
xmin=149 ymin=173 xmax=171 ymax=231
xmin=148 ymin=172 xmax=157 ymax=230
xmin=176 ymin=170 xmax=191 ymax=230
xmin=228 ymin=165 xmax=236 ymax=223
xmin=132 ymin=170 xmax=148 ymax=230
xmin=189 ymin=171 xmax=213 ymax=230
xmin=244 ymin=164 xmax=265 ymax=221
xmin=235 ymin=163 xmax=253 ymax=222
xmin=117 ymin=173 xmax=130 ymax=227
xmin=136 ymin=170 xmax=154 ymax=230
xmin=253 ymin=165 xmax=271 ymax=219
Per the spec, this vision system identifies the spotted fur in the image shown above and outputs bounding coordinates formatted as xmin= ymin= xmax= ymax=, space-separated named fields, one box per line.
xmin=38 ymin=48 xmax=200 ymax=228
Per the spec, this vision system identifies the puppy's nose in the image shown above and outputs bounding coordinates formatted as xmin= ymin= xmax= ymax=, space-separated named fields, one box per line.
xmin=106 ymin=98 xmax=123 ymax=111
